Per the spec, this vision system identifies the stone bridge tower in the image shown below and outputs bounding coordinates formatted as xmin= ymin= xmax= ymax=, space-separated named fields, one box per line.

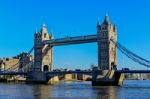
xmin=97 ymin=15 xmax=117 ymax=70
xmin=92 ymin=15 xmax=121 ymax=86
xmin=34 ymin=24 xmax=53 ymax=72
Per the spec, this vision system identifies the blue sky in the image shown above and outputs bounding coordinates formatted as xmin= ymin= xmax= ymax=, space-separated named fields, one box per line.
xmin=0 ymin=0 xmax=150 ymax=69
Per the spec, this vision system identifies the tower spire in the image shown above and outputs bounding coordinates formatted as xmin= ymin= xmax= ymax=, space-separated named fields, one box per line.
xmin=35 ymin=27 xmax=38 ymax=34
xmin=103 ymin=13 xmax=110 ymax=25
xmin=113 ymin=24 xmax=117 ymax=32
xmin=97 ymin=17 xmax=101 ymax=27
xmin=41 ymin=23 xmax=48 ymax=34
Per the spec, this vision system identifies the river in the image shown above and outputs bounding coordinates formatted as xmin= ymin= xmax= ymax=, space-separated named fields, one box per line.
xmin=0 ymin=80 xmax=150 ymax=99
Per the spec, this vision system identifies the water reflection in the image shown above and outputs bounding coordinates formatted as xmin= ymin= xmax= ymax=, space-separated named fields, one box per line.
xmin=23 ymin=82 xmax=118 ymax=99
xmin=31 ymin=85 xmax=52 ymax=99
xmin=0 ymin=81 xmax=150 ymax=99
xmin=95 ymin=86 xmax=117 ymax=99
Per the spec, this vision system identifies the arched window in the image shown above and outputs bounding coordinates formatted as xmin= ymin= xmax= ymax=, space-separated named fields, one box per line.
xmin=44 ymin=33 xmax=46 ymax=38
xmin=43 ymin=65 xmax=49 ymax=72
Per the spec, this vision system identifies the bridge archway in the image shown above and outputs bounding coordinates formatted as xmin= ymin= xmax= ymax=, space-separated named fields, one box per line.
xmin=43 ymin=65 xmax=49 ymax=72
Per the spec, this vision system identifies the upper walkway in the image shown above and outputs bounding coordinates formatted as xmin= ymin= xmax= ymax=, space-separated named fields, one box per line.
xmin=43 ymin=34 xmax=97 ymax=46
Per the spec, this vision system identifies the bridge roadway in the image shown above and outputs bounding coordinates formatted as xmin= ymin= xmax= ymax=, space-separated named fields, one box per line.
xmin=43 ymin=34 xmax=97 ymax=46
xmin=1 ymin=70 xmax=150 ymax=76
xmin=0 ymin=71 xmax=93 ymax=75
xmin=116 ymin=70 xmax=150 ymax=73
xmin=0 ymin=72 xmax=27 ymax=75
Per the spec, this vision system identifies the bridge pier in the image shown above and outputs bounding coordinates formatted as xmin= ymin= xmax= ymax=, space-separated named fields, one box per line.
xmin=26 ymin=71 xmax=59 ymax=84
xmin=47 ymin=76 xmax=59 ymax=85
xmin=92 ymin=70 xmax=124 ymax=86
xmin=26 ymin=71 xmax=47 ymax=84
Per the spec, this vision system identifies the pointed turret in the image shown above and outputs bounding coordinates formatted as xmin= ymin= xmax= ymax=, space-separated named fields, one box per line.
xmin=97 ymin=17 xmax=101 ymax=34
xmin=40 ymin=24 xmax=49 ymax=40
xmin=41 ymin=24 xmax=48 ymax=34
xmin=113 ymin=24 xmax=116 ymax=32
xmin=35 ymin=27 xmax=38 ymax=34
xmin=97 ymin=17 xmax=101 ymax=27
xmin=50 ymin=32 xmax=54 ymax=39
xmin=103 ymin=14 xmax=110 ymax=25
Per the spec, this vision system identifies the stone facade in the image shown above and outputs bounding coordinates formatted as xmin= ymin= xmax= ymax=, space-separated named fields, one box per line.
xmin=0 ymin=52 xmax=33 ymax=71
xmin=0 ymin=58 xmax=19 ymax=71
xmin=34 ymin=24 xmax=53 ymax=72
xmin=97 ymin=15 xmax=117 ymax=70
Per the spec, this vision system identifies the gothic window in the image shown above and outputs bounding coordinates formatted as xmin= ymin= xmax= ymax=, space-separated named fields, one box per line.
xmin=36 ymin=40 xmax=40 ymax=44
xmin=6 ymin=58 xmax=9 ymax=61
xmin=101 ymin=32 xmax=107 ymax=38
xmin=101 ymin=44 xmax=107 ymax=49
xmin=97 ymin=29 xmax=101 ymax=33
xmin=102 ymin=25 xmax=107 ymax=30
xmin=44 ymin=33 xmax=46 ymax=38
xmin=102 ymin=33 xmax=105 ymax=37
xmin=100 ymin=52 xmax=107 ymax=57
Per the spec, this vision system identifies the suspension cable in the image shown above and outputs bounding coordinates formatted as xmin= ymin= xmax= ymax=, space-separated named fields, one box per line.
xmin=110 ymin=39 xmax=150 ymax=67
xmin=117 ymin=42 xmax=150 ymax=63
xmin=117 ymin=44 xmax=150 ymax=67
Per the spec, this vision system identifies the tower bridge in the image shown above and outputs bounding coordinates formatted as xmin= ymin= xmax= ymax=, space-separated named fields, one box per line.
xmin=0 ymin=15 xmax=150 ymax=86
xmin=34 ymin=15 xmax=117 ymax=73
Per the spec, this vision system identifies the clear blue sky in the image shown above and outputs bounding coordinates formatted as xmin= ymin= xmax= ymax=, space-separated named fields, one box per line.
xmin=0 ymin=0 xmax=150 ymax=69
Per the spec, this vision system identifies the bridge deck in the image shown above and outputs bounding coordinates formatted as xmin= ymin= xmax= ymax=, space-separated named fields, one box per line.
xmin=116 ymin=70 xmax=150 ymax=73
xmin=0 ymin=72 xmax=27 ymax=75
xmin=46 ymin=71 xmax=93 ymax=75
xmin=1 ymin=70 xmax=150 ymax=76
xmin=43 ymin=34 xmax=97 ymax=46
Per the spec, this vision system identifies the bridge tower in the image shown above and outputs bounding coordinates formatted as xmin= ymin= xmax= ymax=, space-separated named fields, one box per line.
xmin=26 ymin=24 xmax=59 ymax=84
xmin=97 ymin=15 xmax=117 ymax=70
xmin=92 ymin=15 xmax=124 ymax=86
xmin=34 ymin=24 xmax=53 ymax=72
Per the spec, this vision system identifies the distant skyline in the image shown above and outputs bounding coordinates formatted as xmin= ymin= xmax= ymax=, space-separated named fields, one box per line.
xmin=0 ymin=0 xmax=150 ymax=69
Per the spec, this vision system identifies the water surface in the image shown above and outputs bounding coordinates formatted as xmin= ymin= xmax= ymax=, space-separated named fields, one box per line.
xmin=0 ymin=80 xmax=150 ymax=99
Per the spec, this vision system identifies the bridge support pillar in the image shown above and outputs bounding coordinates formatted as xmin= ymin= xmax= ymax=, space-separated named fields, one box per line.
xmin=26 ymin=71 xmax=59 ymax=84
xmin=26 ymin=71 xmax=47 ymax=84
xmin=92 ymin=70 xmax=124 ymax=86
xmin=47 ymin=76 xmax=59 ymax=84
xmin=64 ymin=74 xmax=74 ymax=81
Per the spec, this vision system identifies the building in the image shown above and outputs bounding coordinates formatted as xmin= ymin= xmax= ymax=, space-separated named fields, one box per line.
xmin=34 ymin=24 xmax=53 ymax=72
xmin=0 ymin=52 xmax=33 ymax=72
xmin=97 ymin=15 xmax=117 ymax=70
xmin=0 ymin=58 xmax=19 ymax=71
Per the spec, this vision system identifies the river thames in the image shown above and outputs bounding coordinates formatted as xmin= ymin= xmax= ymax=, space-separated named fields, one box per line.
xmin=0 ymin=80 xmax=150 ymax=99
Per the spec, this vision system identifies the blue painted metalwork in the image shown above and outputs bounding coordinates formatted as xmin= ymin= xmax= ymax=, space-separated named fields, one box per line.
xmin=43 ymin=34 xmax=97 ymax=46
